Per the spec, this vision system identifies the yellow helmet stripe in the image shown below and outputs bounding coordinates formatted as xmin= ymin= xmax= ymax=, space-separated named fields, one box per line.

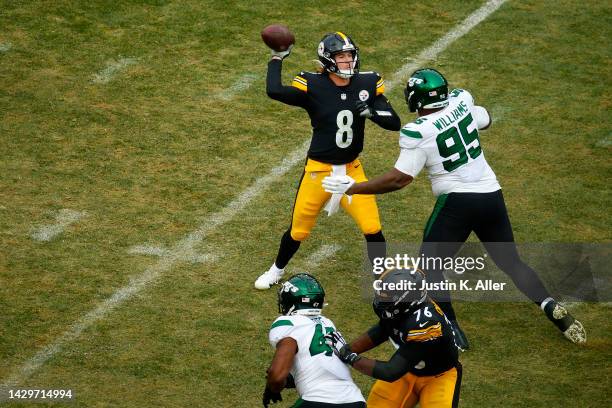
xmin=335 ymin=31 xmax=350 ymax=47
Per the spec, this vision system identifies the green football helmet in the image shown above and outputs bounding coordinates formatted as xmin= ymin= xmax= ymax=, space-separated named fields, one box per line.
xmin=278 ymin=273 xmax=325 ymax=316
xmin=404 ymin=68 xmax=449 ymax=112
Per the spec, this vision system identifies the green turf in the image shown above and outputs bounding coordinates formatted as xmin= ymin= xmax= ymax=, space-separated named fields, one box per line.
xmin=0 ymin=0 xmax=610 ymax=407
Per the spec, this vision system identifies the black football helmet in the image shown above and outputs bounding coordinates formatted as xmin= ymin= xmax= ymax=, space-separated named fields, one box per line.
xmin=317 ymin=32 xmax=360 ymax=78
xmin=373 ymin=267 xmax=427 ymax=320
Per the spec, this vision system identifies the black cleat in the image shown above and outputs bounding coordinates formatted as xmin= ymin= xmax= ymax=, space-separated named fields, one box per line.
xmin=543 ymin=300 xmax=586 ymax=344
xmin=450 ymin=320 xmax=470 ymax=351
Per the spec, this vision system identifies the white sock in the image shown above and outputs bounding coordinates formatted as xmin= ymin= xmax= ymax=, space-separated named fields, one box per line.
xmin=540 ymin=297 xmax=554 ymax=311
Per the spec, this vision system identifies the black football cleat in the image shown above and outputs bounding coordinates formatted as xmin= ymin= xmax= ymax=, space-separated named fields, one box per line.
xmin=450 ymin=320 xmax=470 ymax=351
xmin=543 ymin=300 xmax=586 ymax=344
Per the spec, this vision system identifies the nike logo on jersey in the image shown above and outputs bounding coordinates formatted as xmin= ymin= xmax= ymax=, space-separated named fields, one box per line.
xmin=419 ymin=321 xmax=430 ymax=328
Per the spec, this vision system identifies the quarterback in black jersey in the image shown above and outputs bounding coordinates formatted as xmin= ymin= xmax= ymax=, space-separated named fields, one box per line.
xmin=255 ymin=32 xmax=401 ymax=290
xmin=326 ymin=268 xmax=462 ymax=408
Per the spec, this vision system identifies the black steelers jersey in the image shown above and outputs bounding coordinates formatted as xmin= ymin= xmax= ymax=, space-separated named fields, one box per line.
xmin=379 ymin=299 xmax=459 ymax=376
xmin=267 ymin=59 xmax=400 ymax=164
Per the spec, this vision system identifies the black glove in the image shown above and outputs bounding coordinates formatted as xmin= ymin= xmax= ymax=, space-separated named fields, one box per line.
xmin=285 ymin=373 xmax=296 ymax=389
xmin=337 ymin=344 xmax=362 ymax=365
xmin=355 ymin=100 xmax=373 ymax=118
xmin=263 ymin=386 xmax=282 ymax=408
xmin=324 ymin=331 xmax=361 ymax=366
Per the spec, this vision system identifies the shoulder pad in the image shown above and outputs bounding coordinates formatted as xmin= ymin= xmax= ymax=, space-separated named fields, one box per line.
xmin=450 ymin=88 xmax=474 ymax=105
xmin=319 ymin=316 xmax=337 ymax=330
xmin=449 ymin=88 xmax=465 ymax=98
xmin=270 ymin=314 xmax=312 ymax=329
xmin=359 ymin=71 xmax=385 ymax=95
xmin=291 ymin=73 xmax=308 ymax=92
xmin=400 ymin=305 xmax=444 ymax=343
xmin=270 ymin=317 xmax=295 ymax=330
xmin=356 ymin=71 xmax=381 ymax=80
xmin=430 ymin=300 xmax=445 ymax=317
xmin=399 ymin=123 xmax=424 ymax=149
xmin=376 ymin=77 xmax=385 ymax=95
xmin=269 ymin=315 xmax=311 ymax=348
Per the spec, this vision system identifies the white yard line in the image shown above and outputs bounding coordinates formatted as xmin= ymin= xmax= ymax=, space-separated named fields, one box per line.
xmin=30 ymin=209 xmax=87 ymax=242
xmin=0 ymin=42 xmax=12 ymax=53
xmin=128 ymin=244 xmax=219 ymax=264
xmin=306 ymin=244 xmax=342 ymax=266
xmin=292 ymin=244 xmax=343 ymax=276
xmin=127 ymin=245 xmax=168 ymax=257
xmin=595 ymin=137 xmax=611 ymax=148
xmin=0 ymin=1 xmax=507 ymax=394
xmin=386 ymin=0 xmax=508 ymax=92
xmin=0 ymin=140 xmax=310 ymax=396
xmin=490 ymin=105 xmax=509 ymax=123
xmin=92 ymin=57 xmax=138 ymax=84
xmin=219 ymin=73 xmax=258 ymax=100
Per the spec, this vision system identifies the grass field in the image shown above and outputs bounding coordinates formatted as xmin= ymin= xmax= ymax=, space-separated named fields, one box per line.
xmin=1 ymin=0 xmax=610 ymax=407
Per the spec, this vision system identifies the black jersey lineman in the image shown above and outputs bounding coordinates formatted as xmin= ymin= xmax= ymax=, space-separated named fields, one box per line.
xmin=366 ymin=299 xmax=461 ymax=408
xmin=378 ymin=299 xmax=459 ymax=377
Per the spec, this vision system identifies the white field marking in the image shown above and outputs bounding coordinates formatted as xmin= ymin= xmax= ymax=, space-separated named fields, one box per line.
xmin=0 ymin=0 xmax=507 ymax=393
xmin=0 ymin=139 xmax=311 ymax=396
xmin=92 ymin=57 xmax=138 ymax=84
xmin=489 ymin=105 xmax=510 ymax=123
xmin=30 ymin=209 xmax=87 ymax=242
xmin=306 ymin=244 xmax=342 ymax=266
xmin=385 ymin=0 xmax=508 ymax=92
xmin=291 ymin=244 xmax=342 ymax=276
xmin=595 ymin=137 xmax=611 ymax=148
xmin=127 ymin=245 xmax=168 ymax=257
xmin=128 ymin=244 xmax=219 ymax=264
xmin=219 ymin=73 xmax=258 ymax=101
xmin=0 ymin=42 xmax=12 ymax=52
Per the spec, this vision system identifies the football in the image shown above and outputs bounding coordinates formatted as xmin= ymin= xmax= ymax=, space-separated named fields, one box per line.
xmin=261 ymin=24 xmax=295 ymax=52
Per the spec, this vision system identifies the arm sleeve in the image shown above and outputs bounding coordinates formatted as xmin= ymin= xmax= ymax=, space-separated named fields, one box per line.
xmin=372 ymin=348 xmax=413 ymax=382
xmin=369 ymin=94 xmax=402 ymax=131
xmin=394 ymin=148 xmax=427 ymax=178
xmin=472 ymin=105 xmax=491 ymax=130
xmin=367 ymin=323 xmax=389 ymax=347
xmin=266 ymin=59 xmax=308 ymax=107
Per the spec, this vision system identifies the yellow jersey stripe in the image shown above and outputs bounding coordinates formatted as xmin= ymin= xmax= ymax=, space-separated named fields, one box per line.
xmin=406 ymin=323 xmax=442 ymax=342
xmin=376 ymin=78 xmax=385 ymax=95
xmin=291 ymin=78 xmax=307 ymax=92
xmin=293 ymin=76 xmax=307 ymax=86
xmin=432 ymin=301 xmax=444 ymax=317
xmin=407 ymin=323 xmax=442 ymax=336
